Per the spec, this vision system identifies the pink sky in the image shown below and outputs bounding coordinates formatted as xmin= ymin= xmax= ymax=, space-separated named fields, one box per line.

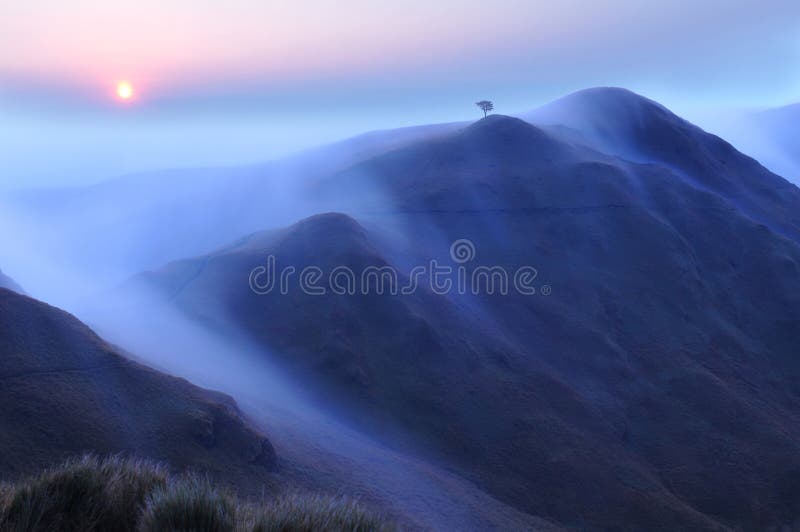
xmin=3 ymin=0 xmax=796 ymax=106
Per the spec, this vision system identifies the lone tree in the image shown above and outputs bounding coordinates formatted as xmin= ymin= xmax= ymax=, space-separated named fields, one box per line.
xmin=476 ymin=100 xmax=494 ymax=117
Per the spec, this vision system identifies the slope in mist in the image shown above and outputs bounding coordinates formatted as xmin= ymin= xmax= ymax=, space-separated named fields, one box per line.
xmin=0 ymin=120 xmax=463 ymax=309
xmin=123 ymin=91 xmax=800 ymax=530
xmin=4 ymin=87 xmax=800 ymax=531
xmin=0 ymin=288 xmax=276 ymax=492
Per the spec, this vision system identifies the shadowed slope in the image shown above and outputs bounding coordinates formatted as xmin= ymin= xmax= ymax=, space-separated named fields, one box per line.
xmin=524 ymin=87 xmax=800 ymax=240
xmin=311 ymin=114 xmax=582 ymax=212
xmin=131 ymin=100 xmax=800 ymax=530
xmin=0 ymin=288 xmax=276 ymax=490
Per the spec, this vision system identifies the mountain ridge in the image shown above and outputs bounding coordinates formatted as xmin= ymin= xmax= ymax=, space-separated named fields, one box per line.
xmin=6 ymin=86 xmax=799 ymax=303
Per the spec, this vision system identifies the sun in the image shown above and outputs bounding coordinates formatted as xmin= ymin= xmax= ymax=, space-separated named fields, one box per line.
xmin=116 ymin=81 xmax=134 ymax=100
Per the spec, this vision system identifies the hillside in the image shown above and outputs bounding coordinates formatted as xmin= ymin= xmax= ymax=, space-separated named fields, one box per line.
xmin=127 ymin=90 xmax=800 ymax=530
xmin=0 ymin=288 xmax=276 ymax=491
xmin=523 ymin=87 xmax=800 ymax=239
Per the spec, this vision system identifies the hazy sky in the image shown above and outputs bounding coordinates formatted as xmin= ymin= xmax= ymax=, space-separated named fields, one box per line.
xmin=1 ymin=0 xmax=799 ymax=188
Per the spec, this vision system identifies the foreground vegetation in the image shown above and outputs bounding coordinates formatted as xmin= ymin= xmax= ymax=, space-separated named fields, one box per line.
xmin=0 ymin=455 xmax=393 ymax=532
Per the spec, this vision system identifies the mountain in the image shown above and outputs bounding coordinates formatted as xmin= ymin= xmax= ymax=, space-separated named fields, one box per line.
xmin=0 ymin=288 xmax=276 ymax=489
xmin=0 ymin=268 xmax=23 ymax=294
xmin=523 ymin=87 xmax=800 ymax=240
xmin=6 ymin=88 xmax=797 ymax=307
xmin=126 ymin=90 xmax=800 ymax=530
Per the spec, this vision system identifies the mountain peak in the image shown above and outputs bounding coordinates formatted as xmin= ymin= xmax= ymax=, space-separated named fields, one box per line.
xmin=218 ymin=212 xmax=369 ymax=256
xmin=566 ymin=86 xmax=659 ymax=104
xmin=530 ymin=86 xmax=672 ymax=126
xmin=459 ymin=113 xmax=567 ymax=159
xmin=467 ymin=113 xmax=545 ymax=134
xmin=291 ymin=212 xmax=364 ymax=232
xmin=276 ymin=212 xmax=370 ymax=254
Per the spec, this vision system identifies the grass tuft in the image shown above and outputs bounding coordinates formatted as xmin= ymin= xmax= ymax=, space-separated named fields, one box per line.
xmin=138 ymin=475 xmax=236 ymax=532
xmin=0 ymin=455 xmax=394 ymax=532
xmin=247 ymin=493 xmax=394 ymax=532
xmin=0 ymin=455 xmax=168 ymax=532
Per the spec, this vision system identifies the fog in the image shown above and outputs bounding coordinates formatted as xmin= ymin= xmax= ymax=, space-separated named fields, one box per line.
xmin=0 ymin=115 xmax=318 ymax=190
xmin=696 ymin=109 xmax=800 ymax=185
xmin=0 ymin=107 xmax=439 ymax=191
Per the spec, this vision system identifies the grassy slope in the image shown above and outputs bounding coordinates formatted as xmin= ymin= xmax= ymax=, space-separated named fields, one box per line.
xmin=0 ymin=288 xmax=275 ymax=494
xmin=0 ymin=455 xmax=392 ymax=532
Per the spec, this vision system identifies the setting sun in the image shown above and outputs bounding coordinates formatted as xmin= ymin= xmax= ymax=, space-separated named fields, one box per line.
xmin=116 ymin=81 xmax=133 ymax=100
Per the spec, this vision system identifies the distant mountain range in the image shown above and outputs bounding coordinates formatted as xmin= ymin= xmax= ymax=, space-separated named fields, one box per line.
xmin=3 ymin=87 xmax=800 ymax=530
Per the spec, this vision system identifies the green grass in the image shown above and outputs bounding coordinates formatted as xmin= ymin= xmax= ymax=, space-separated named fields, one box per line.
xmin=0 ymin=455 xmax=394 ymax=532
